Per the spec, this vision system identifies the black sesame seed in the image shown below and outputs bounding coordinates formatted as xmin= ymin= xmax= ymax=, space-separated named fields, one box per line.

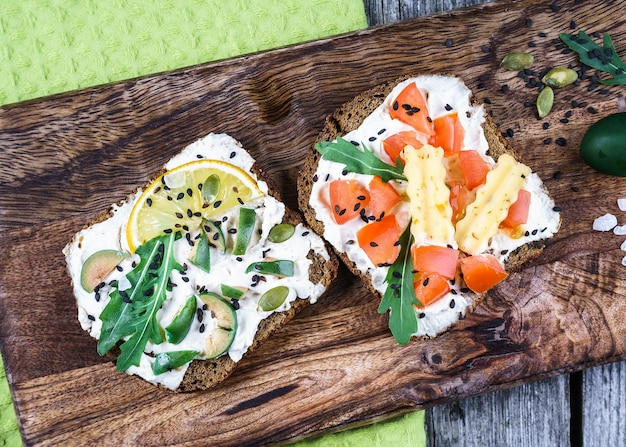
xmin=526 ymin=18 xmax=533 ymax=27
xmin=228 ymin=228 xmax=237 ymax=234
xmin=528 ymin=42 xmax=536 ymax=48
xmin=167 ymin=196 xmax=173 ymax=201
xmin=550 ymin=3 xmax=560 ymax=12
xmin=553 ymin=171 xmax=562 ymax=180
xmin=555 ymin=137 xmax=567 ymax=146
xmin=445 ymin=38 xmax=453 ymax=47
xmin=422 ymin=277 xmax=430 ymax=287
xmin=236 ymin=256 xmax=243 ymax=262
xmin=115 ymin=265 xmax=123 ymax=272
xmin=560 ymin=118 xmax=569 ymax=124
xmin=88 ymin=314 xmax=96 ymax=321
xmin=177 ymin=192 xmax=185 ymax=200
xmin=182 ymin=276 xmax=190 ymax=283
xmin=369 ymin=241 xmax=378 ymax=247
xmin=543 ymin=122 xmax=550 ymax=130
xmin=481 ymin=45 xmax=490 ymax=53
xmin=213 ymin=200 xmax=222 ymax=208
xmin=587 ymin=106 xmax=598 ymax=114
xmin=378 ymin=128 xmax=386 ymax=135
xmin=393 ymin=271 xmax=402 ymax=279
xmin=445 ymin=103 xmax=453 ymax=111
xmin=477 ymin=82 xmax=486 ymax=89
xmin=187 ymin=188 xmax=193 ymax=197
xmin=565 ymin=110 xmax=573 ymax=118
xmin=553 ymin=206 xmax=562 ymax=212
xmin=346 ymin=239 xmax=355 ymax=245
xmin=532 ymin=229 xmax=538 ymax=235
xmin=146 ymin=198 xmax=153 ymax=207
xmin=451 ymin=289 xmax=458 ymax=295
xmin=393 ymin=101 xmax=399 ymax=111
xmin=199 ymin=324 xmax=205 ymax=333
xmin=230 ymin=151 xmax=236 ymax=159
xmin=302 ymin=231 xmax=310 ymax=236
xmin=506 ymin=128 xmax=514 ymax=137
xmin=342 ymin=169 xmax=348 ymax=176
xmin=418 ymin=312 xmax=426 ymax=319
xmin=483 ymin=98 xmax=492 ymax=104
xmin=449 ymin=299 xmax=456 ymax=309
xmin=538 ymin=32 xmax=547 ymax=37
xmin=338 ymin=208 xmax=346 ymax=216
xmin=543 ymin=138 xmax=552 ymax=145
xmin=163 ymin=228 xmax=173 ymax=234
xmin=368 ymin=136 xmax=377 ymax=142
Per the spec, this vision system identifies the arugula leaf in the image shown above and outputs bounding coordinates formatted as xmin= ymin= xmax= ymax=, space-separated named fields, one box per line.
xmin=560 ymin=30 xmax=626 ymax=85
xmin=377 ymin=225 xmax=419 ymax=345
xmin=315 ymin=138 xmax=406 ymax=182
xmin=97 ymin=233 xmax=183 ymax=372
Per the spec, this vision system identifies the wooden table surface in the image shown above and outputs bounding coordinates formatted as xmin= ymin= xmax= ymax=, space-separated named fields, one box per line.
xmin=363 ymin=1 xmax=626 ymax=446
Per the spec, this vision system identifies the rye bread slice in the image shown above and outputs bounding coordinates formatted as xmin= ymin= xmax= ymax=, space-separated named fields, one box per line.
xmin=66 ymin=145 xmax=338 ymax=392
xmin=297 ymin=75 xmax=557 ymax=334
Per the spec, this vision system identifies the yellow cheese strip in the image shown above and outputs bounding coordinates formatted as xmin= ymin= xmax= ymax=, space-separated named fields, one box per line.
xmin=455 ymin=153 xmax=531 ymax=255
xmin=403 ymin=144 xmax=455 ymax=246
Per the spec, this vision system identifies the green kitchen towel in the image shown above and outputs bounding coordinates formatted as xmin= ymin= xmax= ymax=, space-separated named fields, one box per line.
xmin=0 ymin=1 xmax=426 ymax=446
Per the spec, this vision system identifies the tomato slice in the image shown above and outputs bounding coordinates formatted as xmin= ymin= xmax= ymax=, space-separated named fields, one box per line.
xmin=458 ymin=150 xmax=491 ymax=190
xmin=411 ymin=244 xmax=459 ymax=279
xmin=501 ymin=189 xmax=531 ymax=228
xmin=328 ymin=180 xmax=370 ymax=225
xmin=460 ymin=254 xmax=508 ymax=293
xmin=430 ymin=112 xmax=465 ymax=155
xmin=382 ymin=131 xmax=423 ymax=166
xmin=356 ymin=215 xmax=401 ymax=266
xmin=368 ymin=176 xmax=402 ymax=220
xmin=414 ymin=272 xmax=451 ymax=308
xmin=448 ymin=181 xmax=472 ymax=225
xmin=389 ymin=83 xmax=435 ymax=137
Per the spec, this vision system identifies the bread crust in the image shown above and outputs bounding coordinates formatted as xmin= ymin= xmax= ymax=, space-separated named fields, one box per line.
xmin=297 ymin=75 xmax=554 ymax=336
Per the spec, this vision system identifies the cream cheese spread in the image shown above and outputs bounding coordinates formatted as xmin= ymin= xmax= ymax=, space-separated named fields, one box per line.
xmin=64 ymin=133 xmax=330 ymax=390
xmin=308 ymin=75 xmax=561 ymax=338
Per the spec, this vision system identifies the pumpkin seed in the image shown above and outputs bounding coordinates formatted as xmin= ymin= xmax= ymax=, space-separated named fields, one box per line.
xmin=257 ymin=286 xmax=289 ymax=312
xmin=202 ymin=174 xmax=220 ymax=204
xmin=500 ymin=52 xmax=534 ymax=71
xmin=268 ymin=223 xmax=295 ymax=243
xmin=536 ymin=86 xmax=554 ymax=118
xmin=542 ymin=67 xmax=578 ymax=88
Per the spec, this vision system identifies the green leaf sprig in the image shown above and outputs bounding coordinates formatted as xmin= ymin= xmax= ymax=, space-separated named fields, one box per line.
xmin=377 ymin=225 xmax=420 ymax=345
xmin=560 ymin=30 xmax=626 ymax=85
xmin=315 ymin=137 xmax=406 ymax=182
xmin=98 ymin=232 xmax=184 ymax=372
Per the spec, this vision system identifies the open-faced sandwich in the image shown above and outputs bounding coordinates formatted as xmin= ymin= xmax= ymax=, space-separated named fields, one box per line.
xmin=64 ymin=133 xmax=337 ymax=391
xmin=298 ymin=75 xmax=561 ymax=344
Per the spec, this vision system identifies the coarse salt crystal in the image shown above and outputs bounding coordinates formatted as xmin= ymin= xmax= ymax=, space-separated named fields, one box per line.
xmin=614 ymin=225 xmax=626 ymax=235
xmin=621 ymin=239 xmax=626 ymax=251
xmin=622 ymin=254 xmax=626 ymax=266
xmin=618 ymin=198 xmax=626 ymax=211
xmin=593 ymin=213 xmax=618 ymax=231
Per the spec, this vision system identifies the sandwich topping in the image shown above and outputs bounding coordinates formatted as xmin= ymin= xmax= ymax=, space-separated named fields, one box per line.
xmin=308 ymin=75 xmax=561 ymax=343
xmin=64 ymin=133 xmax=330 ymax=390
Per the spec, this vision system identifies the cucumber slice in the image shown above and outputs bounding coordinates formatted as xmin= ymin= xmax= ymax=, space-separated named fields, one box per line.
xmin=80 ymin=249 xmax=128 ymax=292
xmin=202 ymin=219 xmax=226 ymax=253
xmin=199 ymin=292 xmax=237 ymax=358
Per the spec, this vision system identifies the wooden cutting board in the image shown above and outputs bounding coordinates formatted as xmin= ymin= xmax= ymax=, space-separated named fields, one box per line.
xmin=2 ymin=0 xmax=626 ymax=445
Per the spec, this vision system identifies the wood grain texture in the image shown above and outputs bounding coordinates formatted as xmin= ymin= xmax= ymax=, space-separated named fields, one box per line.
xmin=2 ymin=0 xmax=626 ymax=445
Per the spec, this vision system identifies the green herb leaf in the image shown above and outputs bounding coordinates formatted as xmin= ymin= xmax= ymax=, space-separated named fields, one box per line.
xmin=560 ymin=30 xmax=626 ymax=85
xmin=152 ymin=350 xmax=199 ymax=375
xmin=377 ymin=226 xmax=419 ymax=345
xmin=315 ymin=138 xmax=406 ymax=182
xmin=98 ymin=233 xmax=184 ymax=371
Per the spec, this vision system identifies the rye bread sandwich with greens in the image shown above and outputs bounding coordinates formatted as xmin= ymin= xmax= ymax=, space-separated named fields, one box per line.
xmin=64 ymin=133 xmax=337 ymax=391
xmin=298 ymin=74 xmax=561 ymax=344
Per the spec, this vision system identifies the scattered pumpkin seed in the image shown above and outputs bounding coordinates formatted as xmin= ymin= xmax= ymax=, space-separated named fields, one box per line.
xmin=536 ymin=86 xmax=554 ymax=118
xmin=257 ymin=285 xmax=289 ymax=312
xmin=268 ymin=223 xmax=296 ymax=243
xmin=500 ymin=51 xmax=534 ymax=71
xmin=542 ymin=67 xmax=578 ymax=88
xmin=202 ymin=174 xmax=220 ymax=204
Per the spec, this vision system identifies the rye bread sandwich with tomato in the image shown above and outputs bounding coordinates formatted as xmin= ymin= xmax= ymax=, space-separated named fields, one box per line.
xmin=64 ymin=133 xmax=337 ymax=391
xmin=298 ymin=75 xmax=561 ymax=344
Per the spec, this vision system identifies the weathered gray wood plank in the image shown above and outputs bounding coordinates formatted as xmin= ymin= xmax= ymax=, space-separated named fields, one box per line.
xmin=583 ymin=362 xmax=626 ymax=447
xmin=363 ymin=1 xmax=573 ymax=446
xmin=425 ymin=376 xmax=571 ymax=447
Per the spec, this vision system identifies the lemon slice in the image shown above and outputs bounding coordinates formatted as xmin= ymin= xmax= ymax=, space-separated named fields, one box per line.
xmin=126 ymin=160 xmax=263 ymax=252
